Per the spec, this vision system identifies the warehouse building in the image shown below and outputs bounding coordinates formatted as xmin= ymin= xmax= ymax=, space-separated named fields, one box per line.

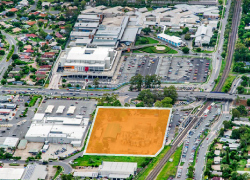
xmin=25 ymin=123 xmax=87 ymax=145
xmin=60 ymin=46 xmax=117 ymax=72
xmin=67 ymin=106 xmax=76 ymax=115
xmin=0 ymin=137 xmax=19 ymax=149
xmin=0 ymin=168 xmax=25 ymax=180
xmin=74 ymin=161 xmax=138 ymax=180
xmin=0 ymin=95 xmax=13 ymax=103
xmin=0 ymin=103 xmax=17 ymax=109
xmin=17 ymin=139 xmax=28 ymax=150
xmin=22 ymin=163 xmax=48 ymax=180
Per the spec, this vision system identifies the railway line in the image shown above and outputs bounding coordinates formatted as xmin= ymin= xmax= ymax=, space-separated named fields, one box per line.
xmin=146 ymin=102 xmax=211 ymax=180
xmin=146 ymin=0 xmax=242 ymax=179
xmin=215 ymin=0 xmax=242 ymax=91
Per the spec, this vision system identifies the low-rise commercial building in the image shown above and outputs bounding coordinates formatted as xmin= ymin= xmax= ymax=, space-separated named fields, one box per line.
xmin=0 ymin=168 xmax=25 ymax=180
xmin=0 ymin=137 xmax=19 ymax=149
xmin=73 ymin=22 xmax=99 ymax=32
xmin=60 ymin=46 xmax=117 ymax=72
xmin=157 ymin=33 xmax=183 ymax=47
xmin=193 ymin=25 xmax=213 ymax=46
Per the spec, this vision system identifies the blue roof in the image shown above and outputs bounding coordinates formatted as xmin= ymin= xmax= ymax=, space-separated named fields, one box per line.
xmin=20 ymin=17 xmax=29 ymax=21
xmin=246 ymin=62 xmax=250 ymax=66
xmin=45 ymin=35 xmax=53 ymax=40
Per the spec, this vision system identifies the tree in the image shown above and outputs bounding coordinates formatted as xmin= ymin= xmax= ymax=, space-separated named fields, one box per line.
xmin=163 ymin=86 xmax=178 ymax=104
xmin=39 ymin=30 xmax=48 ymax=39
xmin=1 ymin=79 xmax=6 ymax=85
xmin=130 ymin=74 xmax=143 ymax=91
xmin=124 ymin=103 xmax=130 ymax=107
xmin=155 ymin=97 xmax=172 ymax=108
xmin=44 ymin=5 xmax=49 ymax=9
xmin=187 ymin=165 xmax=194 ymax=178
xmin=0 ymin=50 xmax=5 ymax=55
xmin=237 ymin=86 xmax=245 ymax=94
xmin=232 ymin=108 xmax=240 ymax=118
xmin=93 ymin=78 xmax=99 ymax=88
xmin=6 ymin=11 xmax=14 ymax=17
xmin=184 ymin=33 xmax=191 ymax=40
xmin=182 ymin=47 xmax=190 ymax=54
xmin=62 ymin=84 xmax=66 ymax=88
xmin=81 ymin=0 xmax=86 ymax=8
xmin=67 ymin=83 xmax=72 ymax=87
xmin=223 ymin=121 xmax=232 ymax=130
xmin=182 ymin=27 xmax=189 ymax=34
xmin=12 ymin=54 xmax=19 ymax=60
xmin=137 ymin=89 xmax=155 ymax=107
xmin=136 ymin=102 xmax=145 ymax=107
xmin=37 ymin=21 xmax=43 ymax=27
xmin=237 ymin=105 xmax=247 ymax=116
xmin=62 ymin=79 xmax=67 ymax=83
xmin=142 ymin=27 xmax=151 ymax=35
xmin=196 ymin=47 xmax=201 ymax=52
xmin=247 ymin=99 xmax=250 ymax=106
xmin=14 ymin=76 xmax=21 ymax=81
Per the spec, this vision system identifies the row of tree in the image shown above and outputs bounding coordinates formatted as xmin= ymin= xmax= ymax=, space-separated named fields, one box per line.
xmin=136 ymin=85 xmax=178 ymax=107
xmin=129 ymin=74 xmax=161 ymax=91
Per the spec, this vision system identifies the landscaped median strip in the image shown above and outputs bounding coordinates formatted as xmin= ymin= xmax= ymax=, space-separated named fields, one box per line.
xmin=6 ymin=45 xmax=14 ymax=62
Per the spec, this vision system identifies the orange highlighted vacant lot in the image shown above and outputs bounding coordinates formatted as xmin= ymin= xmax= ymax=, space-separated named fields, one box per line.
xmin=85 ymin=107 xmax=171 ymax=156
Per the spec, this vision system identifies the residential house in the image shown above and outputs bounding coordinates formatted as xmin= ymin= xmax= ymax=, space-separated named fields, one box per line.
xmin=26 ymin=21 xmax=36 ymax=26
xmin=25 ymin=49 xmax=34 ymax=53
xmin=7 ymin=78 xmax=15 ymax=83
xmin=214 ymin=150 xmax=220 ymax=156
xmin=38 ymin=19 xmax=48 ymax=23
xmin=9 ymin=8 xmax=18 ymax=12
xmin=29 ymin=11 xmax=40 ymax=16
xmin=36 ymin=71 xmax=46 ymax=80
xmin=214 ymin=156 xmax=221 ymax=164
xmin=23 ymin=25 xmax=31 ymax=29
xmin=39 ymin=65 xmax=51 ymax=71
xmin=68 ymin=6 xmax=78 ymax=10
xmin=45 ymin=35 xmax=53 ymax=41
xmin=42 ymin=2 xmax=50 ymax=7
xmin=40 ymin=13 xmax=48 ymax=18
xmin=19 ymin=54 xmax=31 ymax=61
xmin=57 ymin=21 xmax=65 ymax=26
xmin=42 ymin=52 xmax=56 ymax=59
xmin=19 ymin=0 xmax=29 ymax=6
xmin=12 ymin=27 xmax=21 ymax=33
xmin=39 ymin=41 xmax=49 ymax=47
xmin=55 ymin=32 xmax=63 ymax=38
xmin=1 ymin=1 xmax=14 ymax=5
xmin=229 ymin=143 xmax=240 ymax=150
xmin=26 ymin=34 xmax=37 ymax=38
xmin=20 ymin=17 xmax=29 ymax=21
xmin=52 ymin=46 xmax=61 ymax=51
xmin=224 ymin=130 xmax=232 ymax=138
xmin=8 ymin=71 xmax=20 ymax=77
xmin=24 ymin=45 xmax=32 ymax=49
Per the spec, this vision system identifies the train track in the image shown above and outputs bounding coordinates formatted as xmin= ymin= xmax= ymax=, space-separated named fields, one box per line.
xmin=146 ymin=102 xmax=211 ymax=180
xmin=215 ymin=0 xmax=242 ymax=91
xmin=146 ymin=1 xmax=242 ymax=179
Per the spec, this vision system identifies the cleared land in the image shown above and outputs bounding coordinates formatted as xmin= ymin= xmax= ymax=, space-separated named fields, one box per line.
xmin=85 ymin=107 xmax=171 ymax=156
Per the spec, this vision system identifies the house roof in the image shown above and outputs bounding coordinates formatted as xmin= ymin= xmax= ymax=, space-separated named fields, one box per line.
xmin=44 ymin=52 xmax=55 ymax=55
xmin=45 ymin=35 xmax=53 ymax=40
xmin=40 ymin=13 xmax=47 ymax=17
xmin=9 ymin=8 xmax=18 ymax=12
xmin=26 ymin=49 xmax=34 ymax=53
xmin=26 ymin=34 xmax=37 ymax=38
xmin=24 ymin=45 xmax=32 ymax=49
xmin=55 ymin=32 xmax=63 ymax=38
xmin=26 ymin=21 xmax=36 ymax=26
xmin=36 ymin=71 xmax=46 ymax=75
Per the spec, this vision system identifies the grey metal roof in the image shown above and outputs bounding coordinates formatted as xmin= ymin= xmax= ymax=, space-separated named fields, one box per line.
xmin=121 ymin=27 xmax=139 ymax=42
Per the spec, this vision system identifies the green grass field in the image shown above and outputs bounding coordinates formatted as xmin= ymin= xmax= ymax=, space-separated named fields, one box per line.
xmin=156 ymin=145 xmax=183 ymax=180
xmin=135 ymin=37 xmax=159 ymax=46
xmin=73 ymin=155 xmax=152 ymax=168
xmin=221 ymin=75 xmax=235 ymax=92
xmin=138 ymin=45 xmax=178 ymax=54
xmin=136 ymin=146 xmax=171 ymax=180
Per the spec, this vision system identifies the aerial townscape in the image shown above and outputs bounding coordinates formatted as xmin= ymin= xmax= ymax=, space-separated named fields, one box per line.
xmin=0 ymin=0 xmax=250 ymax=179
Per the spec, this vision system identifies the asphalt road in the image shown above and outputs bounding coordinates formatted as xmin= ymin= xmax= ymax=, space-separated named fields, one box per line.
xmin=194 ymin=101 xmax=231 ymax=179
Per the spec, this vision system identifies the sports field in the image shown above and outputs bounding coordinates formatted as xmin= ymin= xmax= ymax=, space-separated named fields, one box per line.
xmin=85 ymin=107 xmax=171 ymax=156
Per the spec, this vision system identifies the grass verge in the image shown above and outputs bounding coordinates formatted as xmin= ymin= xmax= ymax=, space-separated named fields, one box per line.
xmin=221 ymin=75 xmax=235 ymax=92
xmin=156 ymin=144 xmax=183 ymax=180
xmin=138 ymin=45 xmax=178 ymax=54
xmin=53 ymin=166 xmax=63 ymax=180
xmin=135 ymin=146 xmax=171 ymax=180
xmin=135 ymin=37 xmax=159 ymax=46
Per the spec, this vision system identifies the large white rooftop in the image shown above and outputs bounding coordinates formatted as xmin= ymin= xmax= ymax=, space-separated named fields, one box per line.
xmin=65 ymin=47 xmax=113 ymax=62
xmin=0 ymin=168 xmax=24 ymax=179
